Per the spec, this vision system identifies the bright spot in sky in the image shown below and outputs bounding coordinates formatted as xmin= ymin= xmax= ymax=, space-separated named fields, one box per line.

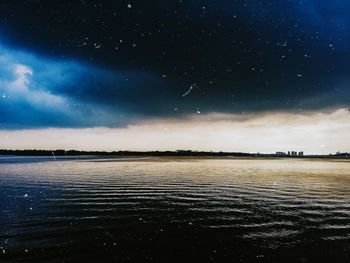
xmin=6 ymin=64 xmax=68 ymax=109
xmin=0 ymin=41 xmax=149 ymax=128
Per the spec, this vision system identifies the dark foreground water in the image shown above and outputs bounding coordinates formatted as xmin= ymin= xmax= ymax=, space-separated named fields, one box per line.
xmin=1 ymin=157 xmax=350 ymax=262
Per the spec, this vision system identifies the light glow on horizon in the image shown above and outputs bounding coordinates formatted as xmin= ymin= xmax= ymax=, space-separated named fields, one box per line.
xmin=1 ymin=108 xmax=349 ymax=155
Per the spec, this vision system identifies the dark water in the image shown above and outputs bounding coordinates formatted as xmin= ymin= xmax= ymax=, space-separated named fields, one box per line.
xmin=1 ymin=157 xmax=350 ymax=262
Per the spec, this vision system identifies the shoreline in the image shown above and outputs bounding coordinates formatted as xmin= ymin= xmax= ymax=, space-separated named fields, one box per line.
xmin=1 ymin=155 xmax=350 ymax=163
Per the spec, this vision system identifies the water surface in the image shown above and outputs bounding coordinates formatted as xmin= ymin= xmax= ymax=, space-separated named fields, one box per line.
xmin=1 ymin=157 xmax=350 ymax=262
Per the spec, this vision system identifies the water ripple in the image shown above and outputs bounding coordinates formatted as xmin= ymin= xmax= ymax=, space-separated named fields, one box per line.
xmin=1 ymin=158 xmax=350 ymax=261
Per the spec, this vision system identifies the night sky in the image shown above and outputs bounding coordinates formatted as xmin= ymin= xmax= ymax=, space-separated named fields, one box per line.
xmin=0 ymin=1 xmax=350 ymax=152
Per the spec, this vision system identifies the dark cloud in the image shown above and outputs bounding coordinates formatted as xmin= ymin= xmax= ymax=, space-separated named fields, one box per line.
xmin=0 ymin=44 xmax=178 ymax=129
xmin=0 ymin=0 xmax=349 ymax=128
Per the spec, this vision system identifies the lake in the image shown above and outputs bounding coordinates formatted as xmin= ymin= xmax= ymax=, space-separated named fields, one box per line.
xmin=1 ymin=157 xmax=350 ymax=262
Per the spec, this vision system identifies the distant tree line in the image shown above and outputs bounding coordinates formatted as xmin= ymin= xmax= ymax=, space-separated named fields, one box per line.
xmin=0 ymin=149 xmax=348 ymax=158
xmin=0 ymin=149 xmax=254 ymax=157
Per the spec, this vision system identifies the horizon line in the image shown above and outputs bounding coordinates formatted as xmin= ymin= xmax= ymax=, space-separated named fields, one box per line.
xmin=1 ymin=149 xmax=349 ymax=157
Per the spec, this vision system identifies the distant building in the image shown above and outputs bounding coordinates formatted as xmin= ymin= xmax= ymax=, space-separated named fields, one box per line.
xmin=286 ymin=151 xmax=300 ymax=156
xmin=277 ymin=150 xmax=304 ymax=157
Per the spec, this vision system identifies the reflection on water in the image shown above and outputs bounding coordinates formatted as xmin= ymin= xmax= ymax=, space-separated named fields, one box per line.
xmin=0 ymin=157 xmax=350 ymax=262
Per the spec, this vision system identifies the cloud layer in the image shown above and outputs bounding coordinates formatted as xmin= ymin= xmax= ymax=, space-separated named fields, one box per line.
xmin=0 ymin=1 xmax=350 ymax=129
xmin=0 ymin=43 xmax=175 ymax=128
xmin=1 ymin=41 xmax=349 ymax=129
